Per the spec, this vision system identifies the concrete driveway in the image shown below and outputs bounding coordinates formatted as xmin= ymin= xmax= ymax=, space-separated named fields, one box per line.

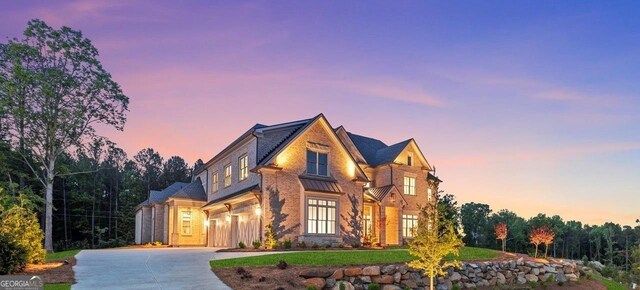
xmin=73 ymin=247 xmax=280 ymax=290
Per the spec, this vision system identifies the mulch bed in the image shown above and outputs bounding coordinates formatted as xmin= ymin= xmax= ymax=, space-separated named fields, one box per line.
xmin=212 ymin=265 xmax=328 ymax=290
xmin=20 ymin=257 xmax=76 ymax=284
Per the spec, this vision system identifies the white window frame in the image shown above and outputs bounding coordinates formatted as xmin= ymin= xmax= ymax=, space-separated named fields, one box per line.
xmin=428 ymin=188 xmax=433 ymax=202
xmin=404 ymin=176 xmax=416 ymax=195
xmin=181 ymin=210 xmax=192 ymax=236
xmin=306 ymin=197 xmax=337 ymax=235
xmin=238 ymin=155 xmax=248 ymax=181
xmin=224 ymin=164 xmax=232 ymax=187
xmin=402 ymin=214 xmax=418 ymax=238
xmin=212 ymin=172 xmax=219 ymax=192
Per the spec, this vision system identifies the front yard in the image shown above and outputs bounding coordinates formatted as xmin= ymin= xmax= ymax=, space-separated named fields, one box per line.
xmin=21 ymin=249 xmax=79 ymax=290
xmin=210 ymin=246 xmax=498 ymax=268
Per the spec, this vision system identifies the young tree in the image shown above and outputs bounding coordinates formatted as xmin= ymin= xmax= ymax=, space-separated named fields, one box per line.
xmin=408 ymin=201 xmax=463 ymax=290
xmin=541 ymin=227 xmax=556 ymax=258
xmin=0 ymin=20 xmax=128 ymax=251
xmin=495 ymin=222 xmax=508 ymax=252
xmin=530 ymin=226 xmax=553 ymax=258
xmin=437 ymin=192 xmax=461 ymax=235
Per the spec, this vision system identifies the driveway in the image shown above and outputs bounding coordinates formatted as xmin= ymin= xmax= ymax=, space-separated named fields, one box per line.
xmin=73 ymin=247 xmax=281 ymax=290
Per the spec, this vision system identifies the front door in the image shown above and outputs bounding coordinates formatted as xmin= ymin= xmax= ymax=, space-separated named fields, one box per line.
xmin=385 ymin=207 xmax=399 ymax=245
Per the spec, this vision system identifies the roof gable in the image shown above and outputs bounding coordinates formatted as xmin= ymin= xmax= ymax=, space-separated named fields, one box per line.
xmin=261 ymin=114 xmax=369 ymax=181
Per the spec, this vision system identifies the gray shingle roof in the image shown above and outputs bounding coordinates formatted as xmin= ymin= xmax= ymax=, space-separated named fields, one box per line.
xmin=137 ymin=182 xmax=190 ymax=207
xmin=170 ymin=177 xmax=207 ymax=201
xmin=347 ymin=132 xmax=412 ymax=166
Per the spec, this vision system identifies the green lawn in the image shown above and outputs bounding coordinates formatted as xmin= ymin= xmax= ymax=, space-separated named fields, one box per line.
xmin=591 ymin=273 xmax=628 ymax=290
xmin=46 ymin=249 xmax=81 ymax=261
xmin=44 ymin=284 xmax=71 ymax=290
xmin=210 ymin=246 xmax=497 ymax=268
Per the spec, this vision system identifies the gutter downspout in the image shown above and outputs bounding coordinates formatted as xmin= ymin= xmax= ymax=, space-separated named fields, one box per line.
xmin=253 ymin=131 xmax=263 ymax=242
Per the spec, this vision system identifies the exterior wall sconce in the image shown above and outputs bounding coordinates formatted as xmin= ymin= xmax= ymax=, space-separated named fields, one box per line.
xmin=204 ymin=219 xmax=210 ymax=227
xmin=225 ymin=214 xmax=231 ymax=223
xmin=255 ymin=206 xmax=262 ymax=216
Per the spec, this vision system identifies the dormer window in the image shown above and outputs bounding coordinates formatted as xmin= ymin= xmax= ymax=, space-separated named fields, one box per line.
xmin=307 ymin=150 xmax=328 ymax=176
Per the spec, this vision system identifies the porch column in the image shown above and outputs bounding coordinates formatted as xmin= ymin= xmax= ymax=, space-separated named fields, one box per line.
xmin=171 ymin=204 xmax=179 ymax=246
xmin=379 ymin=205 xmax=386 ymax=247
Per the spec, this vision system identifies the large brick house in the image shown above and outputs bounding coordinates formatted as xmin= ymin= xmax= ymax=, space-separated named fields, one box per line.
xmin=135 ymin=114 xmax=441 ymax=247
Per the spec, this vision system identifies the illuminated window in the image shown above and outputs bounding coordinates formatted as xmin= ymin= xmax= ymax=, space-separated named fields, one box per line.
xmin=181 ymin=210 xmax=192 ymax=235
xmin=403 ymin=177 xmax=416 ymax=195
xmin=402 ymin=214 xmax=418 ymax=237
xmin=307 ymin=198 xmax=336 ymax=234
xmin=224 ymin=164 xmax=232 ymax=187
xmin=212 ymin=172 xmax=219 ymax=192
xmin=306 ymin=150 xmax=328 ymax=176
xmin=239 ymin=155 xmax=248 ymax=181
xmin=428 ymin=188 xmax=433 ymax=202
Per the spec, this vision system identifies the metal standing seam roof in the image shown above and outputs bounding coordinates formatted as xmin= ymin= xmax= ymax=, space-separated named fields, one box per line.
xmin=366 ymin=184 xmax=396 ymax=201
xmin=299 ymin=175 xmax=343 ymax=194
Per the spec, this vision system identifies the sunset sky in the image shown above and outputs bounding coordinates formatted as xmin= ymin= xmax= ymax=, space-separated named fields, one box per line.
xmin=2 ymin=1 xmax=639 ymax=226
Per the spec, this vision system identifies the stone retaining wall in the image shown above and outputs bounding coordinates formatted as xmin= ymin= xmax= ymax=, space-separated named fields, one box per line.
xmin=299 ymin=257 xmax=586 ymax=290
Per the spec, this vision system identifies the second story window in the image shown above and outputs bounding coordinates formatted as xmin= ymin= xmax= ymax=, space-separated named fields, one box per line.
xmin=224 ymin=164 xmax=232 ymax=187
xmin=212 ymin=172 xmax=219 ymax=192
xmin=428 ymin=188 xmax=433 ymax=202
xmin=404 ymin=176 xmax=416 ymax=195
xmin=239 ymin=155 xmax=248 ymax=181
xmin=306 ymin=150 xmax=328 ymax=176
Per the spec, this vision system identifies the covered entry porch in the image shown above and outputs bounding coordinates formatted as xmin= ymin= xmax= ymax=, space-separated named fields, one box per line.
xmin=364 ymin=185 xmax=408 ymax=246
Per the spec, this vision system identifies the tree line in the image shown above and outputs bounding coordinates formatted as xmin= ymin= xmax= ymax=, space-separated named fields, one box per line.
xmin=0 ymin=139 xmax=202 ymax=250
xmin=438 ymin=193 xmax=640 ymax=276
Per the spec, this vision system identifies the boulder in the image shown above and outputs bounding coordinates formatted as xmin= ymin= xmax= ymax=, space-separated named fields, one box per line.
xmin=565 ymin=274 xmax=579 ymax=282
xmin=326 ymin=278 xmax=337 ymax=288
xmin=531 ymin=268 xmax=540 ymax=275
xmin=543 ymin=265 xmax=557 ymax=273
xmin=381 ymin=265 xmax=397 ymax=275
xmin=330 ymin=269 xmax=344 ymax=280
xmin=401 ymin=280 xmax=418 ymax=289
xmin=398 ymin=265 xmax=409 ymax=274
xmin=525 ymin=274 xmax=539 ymax=282
xmin=393 ymin=272 xmax=402 ymax=283
xmin=556 ymin=273 xmax=567 ymax=283
xmin=464 ymin=282 xmax=476 ymax=288
xmin=516 ymin=257 xmax=524 ymax=266
xmin=449 ymin=272 xmax=462 ymax=282
xmin=382 ymin=285 xmax=402 ymax=290
xmin=345 ymin=267 xmax=362 ymax=276
xmin=303 ymin=278 xmax=326 ymax=289
xmin=362 ymin=266 xmax=381 ymax=276
xmin=496 ymin=272 xmax=506 ymax=285
xmin=436 ymin=284 xmax=448 ymax=290
xmin=516 ymin=276 xmax=527 ymax=284
xmin=372 ymin=275 xmax=394 ymax=284
xmin=299 ymin=269 xmax=333 ymax=278
xmin=332 ymin=281 xmax=355 ymax=290
xmin=360 ymin=275 xmax=372 ymax=283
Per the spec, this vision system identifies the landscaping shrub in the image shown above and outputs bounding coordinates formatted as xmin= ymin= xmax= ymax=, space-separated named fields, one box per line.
xmin=367 ymin=283 xmax=380 ymax=290
xmin=238 ymin=242 xmax=246 ymax=249
xmin=277 ymin=260 xmax=288 ymax=269
xmin=297 ymin=241 xmax=307 ymax=248
xmin=324 ymin=243 xmax=331 ymax=248
xmin=306 ymin=287 xmax=317 ymax=290
xmin=252 ymin=240 xmax=261 ymax=249
xmin=263 ymin=224 xmax=277 ymax=249
xmin=283 ymin=239 xmax=292 ymax=249
xmin=0 ymin=233 xmax=28 ymax=274
xmin=312 ymin=243 xmax=320 ymax=249
xmin=236 ymin=267 xmax=253 ymax=279
xmin=338 ymin=243 xmax=345 ymax=248
xmin=153 ymin=241 xmax=162 ymax=246
xmin=600 ymin=264 xmax=618 ymax=279
xmin=339 ymin=282 xmax=346 ymax=290
xmin=0 ymin=205 xmax=46 ymax=264
xmin=451 ymin=285 xmax=461 ymax=290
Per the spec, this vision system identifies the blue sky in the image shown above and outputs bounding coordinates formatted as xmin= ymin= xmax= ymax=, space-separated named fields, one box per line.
xmin=1 ymin=0 xmax=639 ymax=225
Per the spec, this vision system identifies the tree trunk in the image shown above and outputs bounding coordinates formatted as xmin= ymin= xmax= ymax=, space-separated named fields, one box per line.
xmin=430 ymin=272 xmax=434 ymax=290
xmin=44 ymin=160 xmax=55 ymax=252
xmin=534 ymin=244 xmax=539 ymax=258
xmin=545 ymin=244 xmax=549 ymax=258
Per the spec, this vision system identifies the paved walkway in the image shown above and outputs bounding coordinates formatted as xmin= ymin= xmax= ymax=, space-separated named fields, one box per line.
xmin=73 ymin=247 xmax=282 ymax=290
